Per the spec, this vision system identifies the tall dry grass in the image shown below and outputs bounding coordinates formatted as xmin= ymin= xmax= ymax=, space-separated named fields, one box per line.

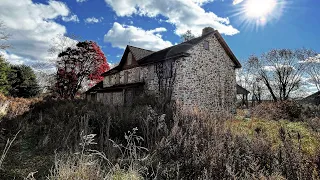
xmin=0 ymin=93 xmax=40 ymax=120
xmin=48 ymin=128 xmax=146 ymax=180
xmin=1 ymin=95 xmax=319 ymax=179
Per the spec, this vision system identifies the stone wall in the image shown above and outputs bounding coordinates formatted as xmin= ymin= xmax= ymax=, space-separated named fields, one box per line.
xmin=172 ymin=33 xmax=236 ymax=114
xmin=98 ymin=33 xmax=236 ymax=114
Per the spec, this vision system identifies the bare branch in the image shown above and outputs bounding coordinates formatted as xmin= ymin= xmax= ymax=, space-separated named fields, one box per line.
xmin=0 ymin=21 xmax=11 ymax=50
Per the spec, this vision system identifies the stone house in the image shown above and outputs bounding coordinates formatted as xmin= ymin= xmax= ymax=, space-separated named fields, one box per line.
xmin=86 ymin=27 xmax=242 ymax=114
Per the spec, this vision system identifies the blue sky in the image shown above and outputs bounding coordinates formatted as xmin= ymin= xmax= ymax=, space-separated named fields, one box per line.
xmin=0 ymin=0 xmax=319 ymax=68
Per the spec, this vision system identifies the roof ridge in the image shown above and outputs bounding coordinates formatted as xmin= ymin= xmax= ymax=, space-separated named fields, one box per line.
xmin=128 ymin=45 xmax=154 ymax=52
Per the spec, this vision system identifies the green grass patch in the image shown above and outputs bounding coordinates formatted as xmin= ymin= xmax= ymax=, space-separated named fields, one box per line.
xmin=227 ymin=118 xmax=320 ymax=157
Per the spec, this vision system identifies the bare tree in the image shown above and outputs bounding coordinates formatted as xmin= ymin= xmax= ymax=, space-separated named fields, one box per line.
xmin=248 ymin=49 xmax=316 ymax=101
xmin=236 ymin=61 xmax=264 ymax=104
xmin=48 ymin=34 xmax=79 ymax=57
xmin=0 ymin=21 xmax=10 ymax=50
xmin=181 ymin=30 xmax=195 ymax=42
xmin=305 ymin=55 xmax=320 ymax=91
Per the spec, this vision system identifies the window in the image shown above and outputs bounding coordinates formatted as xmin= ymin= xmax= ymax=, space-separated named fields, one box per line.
xmin=204 ymin=40 xmax=209 ymax=50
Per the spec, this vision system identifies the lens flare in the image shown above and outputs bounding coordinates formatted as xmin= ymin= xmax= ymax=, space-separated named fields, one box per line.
xmin=231 ymin=0 xmax=286 ymax=30
xmin=245 ymin=0 xmax=276 ymax=18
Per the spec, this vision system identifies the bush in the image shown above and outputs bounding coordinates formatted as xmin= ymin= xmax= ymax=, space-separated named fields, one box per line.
xmin=252 ymin=101 xmax=302 ymax=121
xmin=0 ymin=93 xmax=40 ymax=120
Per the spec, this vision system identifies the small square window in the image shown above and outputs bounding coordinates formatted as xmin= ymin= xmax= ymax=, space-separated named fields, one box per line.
xmin=204 ymin=40 xmax=209 ymax=50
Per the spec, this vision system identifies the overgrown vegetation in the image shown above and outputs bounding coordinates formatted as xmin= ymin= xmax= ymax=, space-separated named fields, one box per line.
xmin=0 ymin=96 xmax=319 ymax=179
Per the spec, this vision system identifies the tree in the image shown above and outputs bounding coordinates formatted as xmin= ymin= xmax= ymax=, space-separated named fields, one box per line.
xmin=0 ymin=21 xmax=10 ymax=50
xmin=248 ymin=49 xmax=316 ymax=101
xmin=7 ymin=65 xmax=40 ymax=98
xmin=55 ymin=41 xmax=110 ymax=99
xmin=0 ymin=55 xmax=10 ymax=95
xmin=304 ymin=55 xmax=320 ymax=91
xmin=236 ymin=61 xmax=264 ymax=105
xmin=181 ymin=30 xmax=195 ymax=42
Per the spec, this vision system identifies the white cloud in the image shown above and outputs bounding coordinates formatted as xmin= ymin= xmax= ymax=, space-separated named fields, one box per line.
xmin=0 ymin=51 xmax=26 ymax=65
xmin=190 ymin=0 xmax=214 ymax=5
xmin=84 ymin=17 xmax=103 ymax=24
xmin=0 ymin=50 xmax=56 ymax=73
xmin=263 ymin=66 xmax=276 ymax=71
xmin=104 ymin=22 xmax=173 ymax=51
xmin=76 ymin=0 xmax=88 ymax=2
xmin=62 ymin=14 xmax=79 ymax=22
xmin=104 ymin=0 xmax=239 ymax=36
xmin=305 ymin=54 xmax=320 ymax=63
xmin=233 ymin=0 xmax=244 ymax=5
xmin=0 ymin=0 xmax=76 ymax=70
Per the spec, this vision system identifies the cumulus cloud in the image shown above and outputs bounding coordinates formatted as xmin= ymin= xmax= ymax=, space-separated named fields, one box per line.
xmin=233 ymin=0 xmax=244 ymax=5
xmin=84 ymin=17 xmax=103 ymax=24
xmin=62 ymin=14 xmax=79 ymax=22
xmin=0 ymin=51 xmax=26 ymax=65
xmin=104 ymin=22 xmax=173 ymax=51
xmin=0 ymin=50 xmax=56 ymax=73
xmin=104 ymin=0 xmax=239 ymax=36
xmin=0 ymin=0 xmax=76 ymax=70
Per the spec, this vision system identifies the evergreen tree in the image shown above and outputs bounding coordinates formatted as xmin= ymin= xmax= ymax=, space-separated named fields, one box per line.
xmin=0 ymin=55 xmax=10 ymax=95
xmin=7 ymin=65 xmax=40 ymax=98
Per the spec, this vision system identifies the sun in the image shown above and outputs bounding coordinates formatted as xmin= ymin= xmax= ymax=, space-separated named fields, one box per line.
xmin=244 ymin=0 xmax=277 ymax=18
xmin=233 ymin=0 xmax=285 ymax=30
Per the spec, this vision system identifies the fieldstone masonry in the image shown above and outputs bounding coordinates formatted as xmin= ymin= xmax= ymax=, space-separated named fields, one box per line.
xmin=172 ymin=34 xmax=236 ymax=114
xmin=87 ymin=27 xmax=240 ymax=115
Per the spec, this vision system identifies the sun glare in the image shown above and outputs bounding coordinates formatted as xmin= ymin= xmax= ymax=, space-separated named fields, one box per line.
xmin=233 ymin=0 xmax=285 ymax=30
xmin=245 ymin=0 xmax=276 ymax=18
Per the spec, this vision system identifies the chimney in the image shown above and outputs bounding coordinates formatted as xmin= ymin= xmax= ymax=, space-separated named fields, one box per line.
xmin=202 ymin=27 xmax=215 ymax=36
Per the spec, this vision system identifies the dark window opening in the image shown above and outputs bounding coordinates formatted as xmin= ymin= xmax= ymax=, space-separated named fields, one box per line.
xmin=204 ymin=40 xmax=209 ymax=50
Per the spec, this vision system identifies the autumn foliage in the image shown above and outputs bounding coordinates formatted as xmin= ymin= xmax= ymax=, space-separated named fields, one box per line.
xmin=55 ymin=41 xmax=109 ymax=99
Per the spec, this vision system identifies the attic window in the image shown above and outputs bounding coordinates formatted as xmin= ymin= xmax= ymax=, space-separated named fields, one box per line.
xmin=204 ymin=40 xmax=209 ymax=50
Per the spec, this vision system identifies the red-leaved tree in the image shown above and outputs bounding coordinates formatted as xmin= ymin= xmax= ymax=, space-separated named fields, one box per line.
xmin=55 ymin=41 xmax=109 ymax=99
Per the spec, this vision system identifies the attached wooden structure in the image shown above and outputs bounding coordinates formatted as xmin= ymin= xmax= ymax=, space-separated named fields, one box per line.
xmin=236 ymin=84 xmax=250 ymax=108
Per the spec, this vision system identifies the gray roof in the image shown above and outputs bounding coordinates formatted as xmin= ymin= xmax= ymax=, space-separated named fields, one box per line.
xmin=302 ymin=91 xmax=320 ymax=105
xmin=137 ymin=30 xmax=241 ymax=68
xmin=128 ymin=45 xmax=154 ymax=60
xmin=137 ymin=31 xmax=215 ymax=65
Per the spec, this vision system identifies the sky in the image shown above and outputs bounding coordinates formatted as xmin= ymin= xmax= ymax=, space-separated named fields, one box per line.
xmin=0 ymin=0 xmax=319 ymax=92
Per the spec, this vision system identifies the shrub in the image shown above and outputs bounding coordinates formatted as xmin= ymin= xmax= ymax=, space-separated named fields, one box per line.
xmin=252 ymin=101 xmax=302 ymax=121
xmin=0 ymin=93 xmax=40 ymax=120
